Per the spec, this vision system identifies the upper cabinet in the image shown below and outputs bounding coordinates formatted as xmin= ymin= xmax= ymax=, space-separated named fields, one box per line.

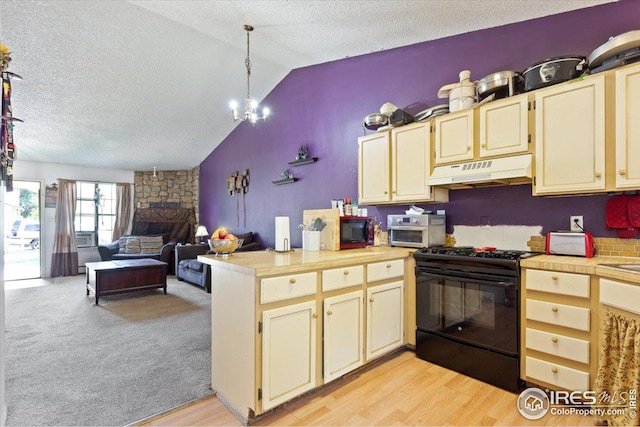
xmin=533 ymin=74 xmax=606 ymax=195
xmin=615 ymin=63 xmax=640 ymax=189
xmin=358 ymin=131 xmax=391 ymax=204
xmin=434 ymin=109 xmax=475 ymax=164
xmin=478 ymin=93 xmax=531 ymax=158
xmin=358 ymin=123 xmax=448 ymax=205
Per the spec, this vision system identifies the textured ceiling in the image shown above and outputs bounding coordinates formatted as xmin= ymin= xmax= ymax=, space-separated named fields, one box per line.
xmin=0 ymin=0 xmax=614 ymax=172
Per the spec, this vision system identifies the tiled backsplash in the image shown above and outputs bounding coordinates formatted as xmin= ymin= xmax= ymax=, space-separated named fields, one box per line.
xmin=527 ymin=235 xmax=640 ymax=257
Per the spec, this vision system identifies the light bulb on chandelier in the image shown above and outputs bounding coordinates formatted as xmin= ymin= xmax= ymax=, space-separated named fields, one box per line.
xmin=229 ymin=25 xmax=269 ymax=125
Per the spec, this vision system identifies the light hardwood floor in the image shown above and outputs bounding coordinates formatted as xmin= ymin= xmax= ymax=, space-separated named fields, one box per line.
xmin=141 ymin=350 xmax=595 ymax=426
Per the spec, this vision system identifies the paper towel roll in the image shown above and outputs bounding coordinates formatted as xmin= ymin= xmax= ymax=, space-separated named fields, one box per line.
xmin=275 ymin=216 xmax=290 ymax=252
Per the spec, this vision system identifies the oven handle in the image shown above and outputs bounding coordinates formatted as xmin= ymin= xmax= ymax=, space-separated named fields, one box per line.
xmin=416 ymin=270 xmax=517 ymax=288
xmin=389 ymin=226 xmax=427 ymax=231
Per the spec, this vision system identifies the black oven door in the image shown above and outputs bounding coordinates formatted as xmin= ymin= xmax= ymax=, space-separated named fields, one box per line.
xmin=416 ymin=270 xmax=518 ymax=356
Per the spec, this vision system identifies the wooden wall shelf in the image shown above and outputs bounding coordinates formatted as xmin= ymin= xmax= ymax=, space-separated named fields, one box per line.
xmin=288 ymin=157 xmax=318 ymax=167
xmin=272 ymin=177 xmax=298 ymax=185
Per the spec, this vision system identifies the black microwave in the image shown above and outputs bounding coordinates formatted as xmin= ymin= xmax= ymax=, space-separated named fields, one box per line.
xmin=339 ymin=216 xmax=374 ymax=249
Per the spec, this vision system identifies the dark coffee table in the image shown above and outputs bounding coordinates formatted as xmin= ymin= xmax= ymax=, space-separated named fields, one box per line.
xmin=85 ymin=259 xmax=167 ymax=304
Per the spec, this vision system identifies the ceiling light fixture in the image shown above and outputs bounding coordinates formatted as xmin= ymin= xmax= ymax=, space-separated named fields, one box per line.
xmin=229 ymin=24 xmax=269 ymax=125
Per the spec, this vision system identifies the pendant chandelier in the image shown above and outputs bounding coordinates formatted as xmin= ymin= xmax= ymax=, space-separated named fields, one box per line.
xmin=229 ymin=25 xmax=269 ymax=125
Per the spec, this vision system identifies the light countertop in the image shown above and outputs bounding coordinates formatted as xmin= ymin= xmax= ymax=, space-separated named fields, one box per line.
xmin=198 ymin=246 xmax=415 ymax=277
xmin=521 ymin=254 xmax=640 ymax=284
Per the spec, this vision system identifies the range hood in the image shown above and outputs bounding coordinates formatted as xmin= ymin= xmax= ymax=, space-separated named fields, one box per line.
xmin=428 ymin=154 xmax=533 ymax=189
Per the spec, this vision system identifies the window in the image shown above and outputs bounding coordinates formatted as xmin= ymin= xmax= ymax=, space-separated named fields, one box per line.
xmin=75 ymin=182 xmax=117 ymax=246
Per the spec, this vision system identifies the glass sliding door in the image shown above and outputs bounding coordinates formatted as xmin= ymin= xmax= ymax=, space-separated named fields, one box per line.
xmin=3 ymin=180 xmax=41 ymax=281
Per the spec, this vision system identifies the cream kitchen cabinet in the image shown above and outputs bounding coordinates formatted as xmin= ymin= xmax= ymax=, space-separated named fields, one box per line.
xmin=366 ymin=280 xmax=404 ymax=360
xmin=533 ymin=74 xmax=606 ymax=195
xmin=358 ymin=131 xmax=391 ymax=204
xmin=358 ymin=124 xmax=447 ymax=205
xmin=202 ymin=248 xmax=411 ymax=424
xmin=478 ymin=93 xmax=531 ymax=158
xmin=262 ymin=300 xmax=317 ymax=410
xmin=434 ymin=109 xmax=475 ymax=164
xmin=366 ymin=258 xmax=405 ymax=361
xmin=323 ymin=290 xmax=364 ymax=383
xmin=615 ymin=63 xmax=640 ymax=188
xmin=521 ymin=268 xmax=598 ymax=391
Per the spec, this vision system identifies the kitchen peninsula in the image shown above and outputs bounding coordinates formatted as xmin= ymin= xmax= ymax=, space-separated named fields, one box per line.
xmin=199 ymin=246 xmax=415 ymax=424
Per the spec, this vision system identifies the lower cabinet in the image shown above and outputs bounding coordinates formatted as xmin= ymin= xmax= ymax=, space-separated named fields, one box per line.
xmin=366 ymin=280 xmax=404 ymax=361
xmin=323 ymin=290 xmax=364 ymax=383
xmin=261 ymin=300 xmax=317 ymax=411
xmin=521 ymin=268 xmax=596 ymax=391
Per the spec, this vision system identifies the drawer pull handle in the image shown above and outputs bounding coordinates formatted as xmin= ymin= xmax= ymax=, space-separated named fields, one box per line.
xmin=551 ymin=307 xmax=558 ymax=313
xmin=467 ymin=146 xmax=471 ymax=152
xmin=289 ymin=278 xmax=296 ymax=284
xmin=551 ymin=276 xmax=558 ymax=280
xmin=312 ymin=313 xmax=318 ymax=319
xmin=619 ymin=169 xmax=627 ymax=176
xmin=369 ymin=297 xmax=375 ymax=303
xmin=551 ymin=337 xmax=558 ymax=343
xmin=386 ymin=263 xmax=392 ymax=268
xmin=480 ymin=143 xmax=486 ymax=148
xmin=595 ymin=172 xmax=602 ymax=178
xmin=327 ymin=310 xmax=333 ymax=316
xmin=343 ymin=270 xmax=350 ymax=275
xmin=551 ymin=367 xmax=558 ymax=374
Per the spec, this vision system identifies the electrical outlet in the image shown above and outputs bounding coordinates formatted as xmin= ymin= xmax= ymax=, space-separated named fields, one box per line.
xmin=570 ymin=215 xmax=584 ymax=232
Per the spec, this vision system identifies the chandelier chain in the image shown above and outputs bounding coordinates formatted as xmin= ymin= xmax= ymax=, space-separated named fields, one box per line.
xmin=245 ymin=29 xmax=251 ymax=101
xmin=229 ymin=24 xmax=269 ymax=125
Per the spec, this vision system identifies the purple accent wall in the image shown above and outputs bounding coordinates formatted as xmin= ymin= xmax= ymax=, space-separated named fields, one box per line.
xmin=200 ymin=1 xmax=640 ymax=248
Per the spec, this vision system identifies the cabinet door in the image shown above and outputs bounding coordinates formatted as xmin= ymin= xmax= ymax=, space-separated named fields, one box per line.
xmin=434 ymin=109 xmax=474 ymax=164
xmin=534 ymin=76 xmax=606 ymax=195
xmin=262 ymin=300 xmax=316 ymax=411
xmin=615 ymin=64 xmax=640 ymax=188
xmin=358 ymin=132 xmax=390 ymax=204
xmin=391 ymin=122 xmax=431 ymax=201
xmin=479 ymin=94 xmax=530 ymax=158
xmin=366 ymin=280 xmax=404 ymax=361
xmin=323 ymin=290 xmax=364 ymax=383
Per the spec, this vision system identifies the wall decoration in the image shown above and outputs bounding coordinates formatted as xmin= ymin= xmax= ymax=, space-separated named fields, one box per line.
xmin=45 ymin=183 xmax=58 ymax=208
xmin=226 ymin=169 xmax=250 ymax=226
xmin=226 ymin=169 xmax=250 ymax=196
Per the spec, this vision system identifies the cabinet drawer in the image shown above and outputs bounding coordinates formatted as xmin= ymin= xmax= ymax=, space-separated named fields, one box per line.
xmin=600 ymin=278 xmax=640 ymax=315
xmin=526 ymin=356 xmax=589 ymax=391
xmin=525 ymin=328 xmax=589 ymax=364
xmin=322 ymin=265 xmax=364 ymax=292
xmin=525 ymin=269 xmax=590 ymax=298
xmin=367 ymin=259 xmax=404 ymax=283
xmin=261 ymin=272 xmax=317 ymax=304
xmin=526 ymin=299 xmax=590 ymax=331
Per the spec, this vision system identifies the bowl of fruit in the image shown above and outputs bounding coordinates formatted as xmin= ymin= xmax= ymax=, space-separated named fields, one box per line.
xmin=208 ymin=227 xmax=244 ymax=257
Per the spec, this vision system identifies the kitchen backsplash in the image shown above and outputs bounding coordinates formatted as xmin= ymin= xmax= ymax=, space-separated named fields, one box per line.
xmin=527 ymin=235 xmax=640 ymax=257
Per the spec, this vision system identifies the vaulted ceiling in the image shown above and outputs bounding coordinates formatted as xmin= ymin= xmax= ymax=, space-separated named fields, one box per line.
xmin=1 ymin=0 xmax=614 ymax=171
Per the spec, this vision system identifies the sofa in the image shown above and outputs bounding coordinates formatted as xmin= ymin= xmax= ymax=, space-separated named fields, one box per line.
xmin=97 ymin=207 xmax=197 ymax=275
xmin=98 ymin=235 xmax=178 ymax=273
xmin=175 ymin=231 xmax=261 ymax=292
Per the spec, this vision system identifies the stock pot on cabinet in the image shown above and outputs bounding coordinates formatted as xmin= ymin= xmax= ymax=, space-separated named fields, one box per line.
xmin=523 ymin=56 xmax=587 ymax=92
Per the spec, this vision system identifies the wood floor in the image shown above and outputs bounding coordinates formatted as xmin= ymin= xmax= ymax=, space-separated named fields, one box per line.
xmin=140 ymin=350 xmax=595 ymax=426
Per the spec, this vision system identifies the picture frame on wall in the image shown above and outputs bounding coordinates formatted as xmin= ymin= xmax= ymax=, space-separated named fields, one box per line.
xmin=45 ymin=184 xmax=58 ymax=208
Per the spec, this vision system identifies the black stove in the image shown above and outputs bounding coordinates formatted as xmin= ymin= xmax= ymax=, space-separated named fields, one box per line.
xmin=414 ymin=246 xmax=538 ymax=279
xmin=416 ymin=245 xmax=534 ymax=260
xmin=413 ymin=245 xmax=535 ymax=393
